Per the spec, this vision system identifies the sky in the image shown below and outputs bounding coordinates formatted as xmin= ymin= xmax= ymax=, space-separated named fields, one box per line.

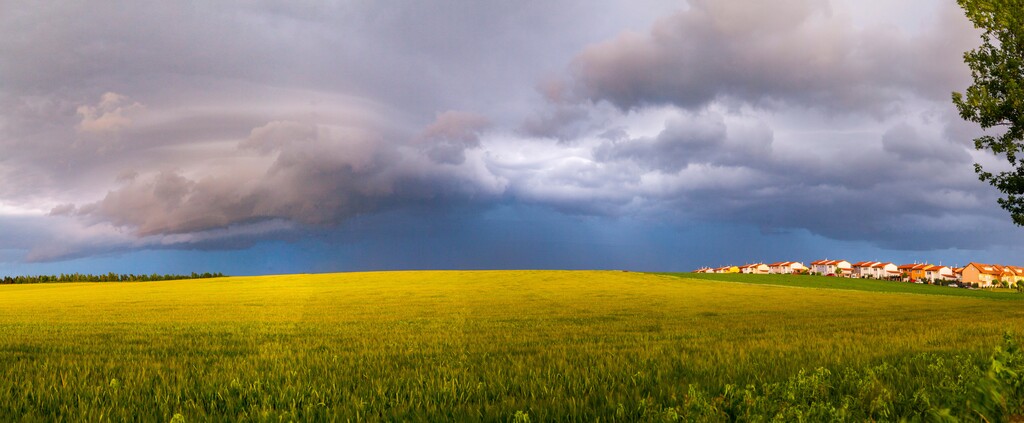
xmin=0 ymin=0 xmax=1019 ymax=276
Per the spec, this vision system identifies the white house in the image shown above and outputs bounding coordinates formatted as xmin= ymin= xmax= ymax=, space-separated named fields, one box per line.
xmin=851 ymin=261 xmax=878 ymax=278
xmin=768 ymin=261 xmax=807 ymax=274
xmin=809 ymin=259 xmax=852 ymax=276
xmin=873 ymin=262 xmax=900 ymax=279
xmin=924 ymin=265 xmax=955 ymax=282
xmin=850 ymin=261 xmax=898 ymax=279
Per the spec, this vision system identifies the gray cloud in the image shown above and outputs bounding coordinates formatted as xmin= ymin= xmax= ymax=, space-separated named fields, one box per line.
xmin=519 ymin=104 xmax=593 ymax=141
xmin=418 ymin=111 xmax=491 ymax=165
xmin=882 ymin=122 xmax=970 ymax=164
xmin=0 ymin=0 xmax=1012 ymax=265
xmin=489 ymin=103 xmax=1001 ymax=250
xmin=565 ymin=0 xmax=977 ymax=114
xmin=593 ymin=112 xmax=772 ymax=172
xmin=76 ymin=92 xmax=143 ymax=135
xmin=594 ymin=113 xmax=727 ymax=172
xmin=74 ymin=118 xmax=501 ymax=237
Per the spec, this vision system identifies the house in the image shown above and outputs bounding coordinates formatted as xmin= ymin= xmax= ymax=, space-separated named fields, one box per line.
xmin=768 ymin=261 xmax=808 ymax=274
xmin=1003 ymin=266 xmax=1024 ymax=286
xmin=923 ymin=265 xmax=955 ymax=283
xmin=715 ymin=266 xmax=740 ymax=274
xmin=851 ymin=261 xmax=898 ymax=279
xmin=851 ymin=261 xmax=876 ymax=278
xmin=897 ymin=263 xmax=931 ymax=282
xmin=875 ymin=262 xmax=902 ymax=280
xmin=952 ymin=267 xmax=964 ymax=282
xmin=961 ymin=262 xmax=1003 ymax=287
xmin=740 ymin=263 xmax=770 ymax=274
xmin=692 ymin=267 xmax=713 ymax=273
xmin=809 ymin=259 xmax=852 ymax=276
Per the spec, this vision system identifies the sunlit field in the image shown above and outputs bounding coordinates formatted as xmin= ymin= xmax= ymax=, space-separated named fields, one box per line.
xmin=4 ymin=270 xmax=1024 ymax=421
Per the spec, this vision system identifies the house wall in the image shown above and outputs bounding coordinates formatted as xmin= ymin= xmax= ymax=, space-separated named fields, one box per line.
xmin=835 ymin=262 xmax=852 ymax=276
xmin=925 ymin=269 xmax=953 ymax=282
xmin=961 ymin=265 xmax=994 ymax=286
xmin=961 ymin=265 xmax=981 ymax=285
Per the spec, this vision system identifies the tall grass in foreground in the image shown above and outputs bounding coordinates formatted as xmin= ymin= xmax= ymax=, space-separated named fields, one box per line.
xmin=2 ymin=271 xmax=1024 ymax=420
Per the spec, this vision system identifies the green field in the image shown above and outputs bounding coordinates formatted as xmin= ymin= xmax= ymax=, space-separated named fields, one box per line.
xmin=673 ymin=272 xmax=1022 ymax=299
xmin=3 ymin=270 xmax=1024 ymax=421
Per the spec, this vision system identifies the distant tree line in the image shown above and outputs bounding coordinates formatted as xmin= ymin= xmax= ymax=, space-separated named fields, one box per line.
xmin=0 ymin=272 xmax=226 ymax=285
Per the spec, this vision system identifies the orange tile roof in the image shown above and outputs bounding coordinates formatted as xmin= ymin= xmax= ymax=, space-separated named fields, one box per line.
xmin=966 ymin=262 xmax=1002 ymax=275
xmin=897 ymin=263 xmax=932 ymax=271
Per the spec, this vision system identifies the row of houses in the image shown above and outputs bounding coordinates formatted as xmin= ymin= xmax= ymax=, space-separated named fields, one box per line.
xmin=695 ymin=260 xmax=1024 ymax=287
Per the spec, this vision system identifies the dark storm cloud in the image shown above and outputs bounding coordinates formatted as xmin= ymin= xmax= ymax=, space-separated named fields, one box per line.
xmin=474 ymin=0 xmax=1009 ymax=252
xmin=0 ymin=0 xmax=1014 ymax=264
xmin=490 ymin=103 xmax=1005 ymax=251
xmin=73 ymin=119 xmax=500 ymax=236
xmin=565 ymin=0 xmax=977 ymax=113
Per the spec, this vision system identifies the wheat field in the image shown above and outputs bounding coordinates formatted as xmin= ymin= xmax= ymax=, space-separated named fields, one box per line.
xmin=3 ymin=270 xmax=1024 ymax=421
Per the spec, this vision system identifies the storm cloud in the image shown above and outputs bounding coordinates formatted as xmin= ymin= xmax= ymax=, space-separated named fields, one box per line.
xmin=565 ymin=0 xmax=978 ymax=113
xmin=0 ymin=0 xmax=1017 ymax=269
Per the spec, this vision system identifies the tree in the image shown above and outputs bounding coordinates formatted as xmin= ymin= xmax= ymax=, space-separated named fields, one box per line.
xmin=953 ymin=0 xmax=1024 ymax=224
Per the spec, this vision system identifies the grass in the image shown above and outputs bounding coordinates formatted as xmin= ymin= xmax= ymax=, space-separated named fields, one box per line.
xmin=2 ymin=270 xmax=1024 ymax=420
xmin=672 ymin=271 xmax=1023 ymax=300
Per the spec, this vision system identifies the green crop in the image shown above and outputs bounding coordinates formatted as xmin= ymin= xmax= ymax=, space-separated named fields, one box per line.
xmin=2 ymin=270 xmax=1024 ymax=421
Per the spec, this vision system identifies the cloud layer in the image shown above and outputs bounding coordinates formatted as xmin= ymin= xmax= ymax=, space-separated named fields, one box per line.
xmin=0 ymin=0 xmax=1015 ymax=265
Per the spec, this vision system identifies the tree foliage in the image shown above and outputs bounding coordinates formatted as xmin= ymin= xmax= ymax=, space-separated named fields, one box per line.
xmin=953 ymin=0 xmax=1024 ymax=224
xmin=0 ymin=271 xmax=225 ymax=285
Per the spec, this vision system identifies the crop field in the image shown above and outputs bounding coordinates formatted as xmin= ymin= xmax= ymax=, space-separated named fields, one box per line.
xmin=4 ymin=271 xmax=1024 ymax=421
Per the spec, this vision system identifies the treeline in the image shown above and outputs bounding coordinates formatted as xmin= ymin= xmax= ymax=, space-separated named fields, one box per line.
xmin=0 ymin=272 xmax=226 ymax=285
